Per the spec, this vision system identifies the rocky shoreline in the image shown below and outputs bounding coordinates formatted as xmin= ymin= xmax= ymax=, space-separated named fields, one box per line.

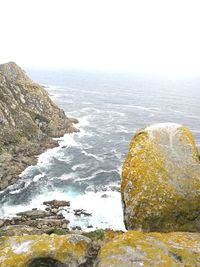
xmin=0 ymin=199 xmax=95 ymax=236
xmin=0 ymin=62 xmax=79 ymax=190
xmin=1 ymin=62 xmax=200 ymax=266
xmin=1 ymin=123 xmax=200 ymax=266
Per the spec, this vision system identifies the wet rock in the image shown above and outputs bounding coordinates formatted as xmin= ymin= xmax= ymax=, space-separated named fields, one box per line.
xmin=101 ymin=194 xmax=109 ymax=198
xmin=43 ymin=199 xmax=70 ymax=208
xmin=74 ymin=209 xmax=92 ymax=217
xmin=97 ymin=231 xmax=200 ymax=267
xmin=122 ymin=123 xmax=200 ymax=232
xmin=72 ymin=226 xmax=82 ymax=231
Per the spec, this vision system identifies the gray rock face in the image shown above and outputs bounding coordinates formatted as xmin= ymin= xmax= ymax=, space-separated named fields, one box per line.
xmin=0 ymin=62 xmax=79 ymax=190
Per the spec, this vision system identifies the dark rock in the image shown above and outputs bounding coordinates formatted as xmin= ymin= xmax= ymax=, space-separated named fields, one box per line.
xmin=72 ymin=226 xmax=82 ymax=231
xmin=101 ymin=194 xmax=109 ymax=198
xmin=74 ymin=209 xmax=92 ymax=217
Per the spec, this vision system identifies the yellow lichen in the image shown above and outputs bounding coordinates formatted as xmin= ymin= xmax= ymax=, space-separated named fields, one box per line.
xmin=121 ymin=124 xmax=200 ymax=232
xmin=0 ymin=234 xmax=91 ymax=267
xmin=97 ymin=231 xmax=200 ymax=267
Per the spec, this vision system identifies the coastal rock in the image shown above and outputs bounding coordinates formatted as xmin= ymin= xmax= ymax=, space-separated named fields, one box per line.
xmin=121 ymin=123 xmax=200 ymax=232
xmin=96 ymin=231 xmax=200 ymax=267
xmin=74 ymin=209 xmax=92 ymax=217
xmin=16 ymin=209 xmax=48 ymax=219
xmin=0 ymin=234 xmax=92 ymax=266
xmin=43 ymin=199 xmax=70 ymax=208
xmin=0 ymin=62 xmax=79 ymax=190
xmin=0 ymin=225 xmax=44 ymax=236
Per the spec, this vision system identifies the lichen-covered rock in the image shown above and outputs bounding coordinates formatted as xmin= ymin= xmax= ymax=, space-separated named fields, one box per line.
xmin=97 ymin=231 xmax=200 ymax=267
xmin=122 ymin=123 xmax=200 ymax=232
xmin=0 ymin=62 xmax=79 ymax=189
xmin=0 ymin=234 xmax=92 ymax=267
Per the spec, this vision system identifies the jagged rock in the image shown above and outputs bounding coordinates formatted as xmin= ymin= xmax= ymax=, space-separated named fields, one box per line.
xmin=97 ymin=231 xmax=200 ymax=267
xmin=122 ymin=123 xmax=200 ymax=232
xmin=68 ymin=117 xmax=79 ymax=124
xmin=43 ymin=199 xmax=71 ymax=208
xmin=0 ymin=62 xmax=79 ymax=190
xmin=0 ymin=234 xmax=92 ymax=266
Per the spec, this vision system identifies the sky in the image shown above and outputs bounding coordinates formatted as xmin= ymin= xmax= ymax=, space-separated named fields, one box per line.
xmin=1 ymin=0 xmax=200 ymax=76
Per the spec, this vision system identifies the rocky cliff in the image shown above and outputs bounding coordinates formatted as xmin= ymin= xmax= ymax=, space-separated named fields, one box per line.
xmin=0 ymin=62 xmax=79 ymax=190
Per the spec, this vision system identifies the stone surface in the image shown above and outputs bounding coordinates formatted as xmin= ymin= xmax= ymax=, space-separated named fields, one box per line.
xmin=0 ymin=234 xmax=92 ymax=267
xmin=122 ymin=123 xmax=200 ymax=232
xmin=74 ymin=209 xmax=92 ymax=217
xmin=97 ymin=231 xmax=200 ymax=267
xmin=43 ymin=199 xmax=70 ymax=208
xmin=0 ymin=220 xmax=4 ymax=227
xmin=0 ymin=62 xmax=79 ymax=190
xmin=16 ymin=209 xmax=47 ymax=219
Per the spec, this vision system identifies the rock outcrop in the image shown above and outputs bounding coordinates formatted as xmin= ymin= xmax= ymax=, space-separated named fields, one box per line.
xmin=97 ymin=231 xmax=200 ymax=266
xmin=0 ymin=62 xmax=79 ymax=190
xmin=0 ymin=234 xmax=92 ymax=267
xmin=121 ymin=123 xmax=200 ymax=232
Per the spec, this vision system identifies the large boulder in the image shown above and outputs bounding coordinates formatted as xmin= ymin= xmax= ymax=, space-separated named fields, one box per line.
xmin=96 ymin=231 xmax=200 ymax=267
xmin=121 ymin=123 xmax=200 ymax=232
xmin=0 ymin=234 xmax=92 ymax=267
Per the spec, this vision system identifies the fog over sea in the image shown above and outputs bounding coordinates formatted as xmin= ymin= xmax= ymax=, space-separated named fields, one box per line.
xmin=1 ymin=70 xmax=200 ymax=230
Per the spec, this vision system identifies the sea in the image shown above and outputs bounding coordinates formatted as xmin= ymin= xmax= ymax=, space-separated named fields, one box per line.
xmin=0 ymin=70 xmax=200 ymax=231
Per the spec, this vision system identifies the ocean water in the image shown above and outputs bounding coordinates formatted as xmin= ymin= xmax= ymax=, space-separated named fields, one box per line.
xmin=1 ymin=71 xmax=200 ymax=230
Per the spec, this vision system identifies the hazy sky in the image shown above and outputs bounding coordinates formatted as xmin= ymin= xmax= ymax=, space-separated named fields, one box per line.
xmin=1 ymin=0 xmax=200 ymax=75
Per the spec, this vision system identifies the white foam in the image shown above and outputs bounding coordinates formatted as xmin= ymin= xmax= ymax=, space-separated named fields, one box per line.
xmin=78 ymin=115 xmax=91 ymax=127
xmin=0 ymin=187 xmax=125 ymax=231
xmin=72 ymin=163 xmax=88 ymax=171
xmin=33 ymin=173 xmax=46 ymax=182
xmin=63 ymin=191 xmax=125 ymax=231
xmin=81 ymin=150 xmax=104 ymax=162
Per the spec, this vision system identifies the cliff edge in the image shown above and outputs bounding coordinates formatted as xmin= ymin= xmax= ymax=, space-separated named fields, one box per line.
xmin=0 ymin=62 xmax=79 ymax=190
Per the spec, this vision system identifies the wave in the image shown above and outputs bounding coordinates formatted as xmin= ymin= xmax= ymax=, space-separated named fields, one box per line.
xmin=114 ymin=104 xmax=160 ymax=112
xmin=75 ymin=169 xmax=118 ymax=182
xmin=81 ymin=150 xmax=104 ymax=162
